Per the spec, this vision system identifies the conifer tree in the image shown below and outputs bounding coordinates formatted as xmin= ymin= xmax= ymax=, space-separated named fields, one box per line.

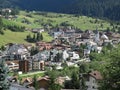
xmin=0 ymin=18 xmax=4 ymax=34
xmin=40 ymin=33 xmax=43 ymax=41
xmin=33 ymin=75 xmax=38 ymax=90
xmin=33 ymin=33 xmax=36 ymax=42
xmin=0 ymin=59 xmax=10 ymax=90
xmin=36 ymin=33 xmax=41 ymax=41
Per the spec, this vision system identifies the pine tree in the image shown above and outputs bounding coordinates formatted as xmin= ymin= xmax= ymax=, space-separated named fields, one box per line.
xmin=33 ymin=33 xmax=36 ymax=42
xmin=71 ymin=71 xmax=80 ymax=89
xmin=30 ymin=47 xmax=39 ymax=56
xmin=26 ymin=34 xmax=32 ymax=42
xmin=40 ymin=33 xmax=43 ymax=41
xmin=0 ymin=59 xmax=10 ymax=90
xmin=36 ymin=33 xmax=41 ymax=41
xmin=33 ymin=75 xmax=38 ymax=90
xmin=0 ymin=18 xmax=4 ymax=35
xmin=0 ymin=45 xmax=5 ymax=51
xmin=48 ymin=71 xmax=61 ymax=90
xmin=79 ymin=63 xmax=87 ymax=90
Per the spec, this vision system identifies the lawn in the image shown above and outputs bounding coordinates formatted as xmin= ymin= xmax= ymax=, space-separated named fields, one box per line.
xmin=42 ymin=32 xmax=53 ymax=42
xmin=19 ymin=71 xmax=45 ymax=78
xmin=0 ymin=30 xmax=32 ymax=46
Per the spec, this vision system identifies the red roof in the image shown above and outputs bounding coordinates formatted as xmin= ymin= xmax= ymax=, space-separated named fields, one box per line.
xmin=89 ymin=71 xmax=103 ymax=80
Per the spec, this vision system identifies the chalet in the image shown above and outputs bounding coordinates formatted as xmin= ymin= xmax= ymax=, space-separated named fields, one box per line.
xmin=32 ymin=60 xmax=45 ymax=71
xmin=32 ymin=50 xmax=50 ymax=61
xmin=2 ymin=8 xmax=12 ymax=13
xmin=6 ymin=60 xmax=19 ymax=71
xmin=19 ymin=60 xmax=29 ymax=73
xmin=4 ymin=44 xmax=30 ymax=60
xmin=37 ymin=76 xmax=49 ymax=90
xmin=55 ymin=76 xmax=71 ymax=86
xmin=21 ymin=77 xmax=33 ymax=87
xmin=86 ymin=71 xmax=103 ymax=90
xmin=22 ymin=76 xmax=50 ymax=90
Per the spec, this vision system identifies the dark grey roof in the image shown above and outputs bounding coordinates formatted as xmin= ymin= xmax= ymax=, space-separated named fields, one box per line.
xmin=10 ymin=84 xmax=34 ymax=90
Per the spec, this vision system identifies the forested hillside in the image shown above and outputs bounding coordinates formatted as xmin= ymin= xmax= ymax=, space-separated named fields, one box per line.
xmin=65 ymin=0 xmax=120 ymax=21
xmin=0 ymin=0 xmax=120 ymax=21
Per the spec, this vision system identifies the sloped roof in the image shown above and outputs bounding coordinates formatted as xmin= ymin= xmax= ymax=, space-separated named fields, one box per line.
xmin=89 ymin=71 xmax=103 ymax=80
xmin=37 ymin=76 xmax=50 ymax=81
xmin=21 ymin=77 xmax=33 ymax=84
xmin=101 ymin=34 xmax=109 ymax=40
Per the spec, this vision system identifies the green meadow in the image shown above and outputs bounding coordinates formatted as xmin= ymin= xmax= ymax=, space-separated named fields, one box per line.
xmin=0 ymin=30 xmax=53 ymax=46
xmin=16 ymin=11 xmax=119 ymax=30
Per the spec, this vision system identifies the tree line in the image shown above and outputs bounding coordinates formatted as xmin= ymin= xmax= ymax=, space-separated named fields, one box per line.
xmin=0 ymin=0 xmax=120 ymax=21
xmin=26 ymin=33 xmax=43 ymax=43
xmin=63 ymin=0 xmax=120 ymax=21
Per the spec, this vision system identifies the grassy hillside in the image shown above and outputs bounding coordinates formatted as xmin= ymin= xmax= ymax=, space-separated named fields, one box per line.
xmin=0 ymin=30 xmax=52 ymax=46
xmin=2 ymin=11 xmax=119 ymax=31
xmin=0 ymin=30 xmax=31 ymax=46
xmin=15 ymin=11 xmax=119 ymax=30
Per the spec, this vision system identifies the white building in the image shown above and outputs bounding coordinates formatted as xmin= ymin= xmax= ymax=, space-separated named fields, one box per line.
xmin=63 ymin=50 xmax=69 ymax=61
xmin=4 ymin=44 xmax=30 ymax=60
xmin=70 ymin=52 xmax=80 ymax=60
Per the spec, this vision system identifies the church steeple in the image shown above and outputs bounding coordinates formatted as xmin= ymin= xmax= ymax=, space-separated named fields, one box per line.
xmin=94 ymin=28 xmax=100 ymax=43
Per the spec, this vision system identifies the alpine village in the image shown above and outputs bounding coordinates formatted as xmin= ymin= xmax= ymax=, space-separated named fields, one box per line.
xmin=0 ymin=0 xmax=120 ymax=90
